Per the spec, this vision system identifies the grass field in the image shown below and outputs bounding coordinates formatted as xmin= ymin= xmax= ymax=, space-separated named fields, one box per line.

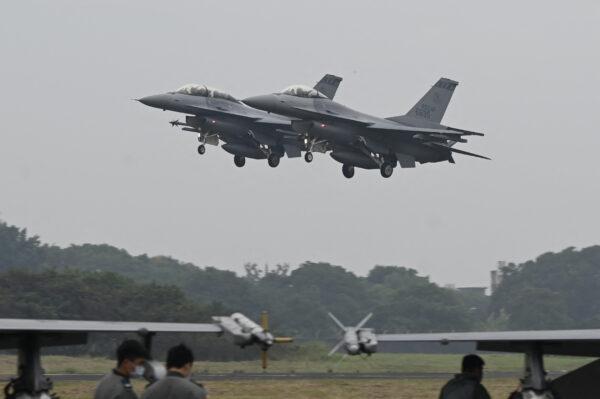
xmin=0 ymin=353 xmax=588 ymax=398
xmin=0 ymin=353 xmax=589 ymax=375
xmin=51 ymin=379 xmax=520 ymax=399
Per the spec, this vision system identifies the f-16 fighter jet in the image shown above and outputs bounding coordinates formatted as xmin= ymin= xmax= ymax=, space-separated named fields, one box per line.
xmin=243 ymin=77 xmax=488 ymax=178
xmin=327 ymin=312 xmax=377 ymax=357
xmin=137 ymin=75 xmax=342 ymax=168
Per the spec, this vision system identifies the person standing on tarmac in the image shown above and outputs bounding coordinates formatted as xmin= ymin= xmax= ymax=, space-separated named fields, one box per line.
xmin=94 ymin=339 xmax=149 ymax=399
xmin=141 ymin=343 xmax=207 ymax=399
xmin=439 ymin=354 xmax=491 ymax=399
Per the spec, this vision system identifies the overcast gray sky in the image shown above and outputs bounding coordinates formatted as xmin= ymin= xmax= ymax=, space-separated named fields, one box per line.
xmin=1 ymin=1 xmax=599 ymax=287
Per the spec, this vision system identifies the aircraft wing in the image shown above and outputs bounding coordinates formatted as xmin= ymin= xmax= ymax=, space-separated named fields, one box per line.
xmin=0 ymin=318 xmax=222 ymax=334
xmin=365 ymin=122 xmax=482 ymax=138
xmin=443 ymin=126 xmax=485 ymax=136
xmin=377 ymin=329 xmax=600 ymax=357
xmin=290 ymin=105 xmax=482 ymax=138
xmin=0 ymin=318 xmax=223 ymax=350
xmin=425 ymin=142 xmax=491 ymax=160
xmin=290 ymin=105 xmax=371 ymax=126
xmin=185 ymin=103 xmax=292 ymax=127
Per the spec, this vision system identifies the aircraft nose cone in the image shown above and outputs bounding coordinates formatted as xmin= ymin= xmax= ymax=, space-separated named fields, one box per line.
xmin=243 ymin=95 xmax=271 ymax=111
xmin=138 ymin=94 xmax=165 ymax=108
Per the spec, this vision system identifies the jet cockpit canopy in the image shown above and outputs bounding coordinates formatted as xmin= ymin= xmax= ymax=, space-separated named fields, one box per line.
xmin=281 ymin=85 xmax=327 ymax=98
xmin=175 ymin=84 xmax=239 ymax=102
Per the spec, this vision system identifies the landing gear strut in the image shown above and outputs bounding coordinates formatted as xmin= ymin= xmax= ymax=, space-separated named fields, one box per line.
xmin=4 ymin=334 xmax=54 ymax=399
xmin=521 ymin=344 xmax=554 ymax=398
xmin=304 ymin=152 xmax=313 ymax=163
xmin=268 ymin=154 xmax=280 ymax=168
xmin=380 ymin=162 xmax=393 ymax=178
xmin=197 ymin=144 xmax=206 ymax=155
xmin=234 ymin=155 xmax=246 ymax=167
xmin=342 ymin=164 xmax=355 ymax=179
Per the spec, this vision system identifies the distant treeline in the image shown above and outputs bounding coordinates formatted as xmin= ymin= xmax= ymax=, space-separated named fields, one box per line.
xmin=2 ymin=220 xmax=600 ymax=358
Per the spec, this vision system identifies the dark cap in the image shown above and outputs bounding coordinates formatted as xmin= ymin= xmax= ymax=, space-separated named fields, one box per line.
xmin=166 ymin=343 xmax=194 ymax=369
xmin=117 ymin=339 xmax=149 ymax=365
xmin=462 ymin=354 xmax=485 ymax=372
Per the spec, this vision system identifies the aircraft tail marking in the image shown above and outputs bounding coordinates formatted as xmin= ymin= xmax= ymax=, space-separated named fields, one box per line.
xmin=402 ymin=78 xmax=459 ymax=123
xmin=314 ymin=74 xmax=343 ymax=100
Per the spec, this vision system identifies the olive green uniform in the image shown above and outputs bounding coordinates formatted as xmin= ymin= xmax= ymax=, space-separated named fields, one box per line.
xmin=94 ymin=369 xmax=138 ymax=399
xmin=141 ymin=371 xmax=207 ymax=399
xmin=439 ymin=373 xmax=491 ymax=399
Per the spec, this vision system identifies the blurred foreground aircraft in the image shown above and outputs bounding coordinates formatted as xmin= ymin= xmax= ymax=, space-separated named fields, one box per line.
xmin=328 ymin=313 xmax=600 ymax=399
xmin=0 ymin=312 xmax=291 ymax=399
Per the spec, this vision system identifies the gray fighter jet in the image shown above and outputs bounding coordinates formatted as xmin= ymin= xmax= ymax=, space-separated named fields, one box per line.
xmin=327 ymin=312 xmax=377 ymax=357
xmin=243 ymin=77 xmax=488 ymax=178
xmin=137 ymin=75 xmax=342 ymax=168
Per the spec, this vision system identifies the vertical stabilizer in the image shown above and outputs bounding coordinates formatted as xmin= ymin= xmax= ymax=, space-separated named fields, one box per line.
xmin=314 ymin=74 xmax=343 ymax=100
xmin=405 ymin=78 xmax=458 ymax=123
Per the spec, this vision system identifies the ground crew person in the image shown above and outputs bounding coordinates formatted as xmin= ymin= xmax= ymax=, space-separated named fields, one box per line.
xmin=439 ymin=354 xmax=491 ymax=399
xmin=94 ymin=339 xmax=149 ymax=399
xmin=141 ymin=343 xmax=207 ymax=399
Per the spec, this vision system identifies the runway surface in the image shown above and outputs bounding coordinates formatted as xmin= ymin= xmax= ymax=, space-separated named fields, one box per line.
xmin=0 ymin=371 xmax=564 ymax=381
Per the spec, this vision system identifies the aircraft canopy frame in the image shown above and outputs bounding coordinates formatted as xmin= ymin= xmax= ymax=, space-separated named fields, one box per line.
xmin=281 ymin=84 xmax=327 ymax=98
xmin=174 ymin=84 xmax=239 ymax=103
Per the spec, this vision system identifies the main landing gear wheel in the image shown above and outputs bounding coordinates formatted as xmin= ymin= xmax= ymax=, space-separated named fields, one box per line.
xmin=342 ymin=164 xmax=355 ymax=179
xmin=197 ymin=144 xmax=206 ymax=155
xmin=380 ymin=162 xmax=393 ymax=178
xmin=234 ymin=155 xmax=246 ymax=167
xmin=268 ymin=154 xmax=280 ymax=168
xmin=304 ymin=152 xmax=313 ymax=163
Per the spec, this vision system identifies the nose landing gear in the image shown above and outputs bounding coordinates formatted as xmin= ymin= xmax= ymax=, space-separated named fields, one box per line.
xmin=234 ymin=155 xmax=246 ymax=167
xmin=267 ymin=154 xmax=280 ymax=168
xmin=380 ymin=162 xmax=393 ymax=178
xmin=342 ymin=164 xmax=355 ymax=179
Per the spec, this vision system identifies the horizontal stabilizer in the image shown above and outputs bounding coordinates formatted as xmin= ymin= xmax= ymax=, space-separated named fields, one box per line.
xmin=445 ymin=126 xmax=485 ymax=136
xmin=427 ymin=143 xmax=490 ymax=160
xmin=446 ymin=146 xmax=490 ymax=160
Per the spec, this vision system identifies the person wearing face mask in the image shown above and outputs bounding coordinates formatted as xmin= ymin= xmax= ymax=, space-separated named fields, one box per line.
xmin=141 ymin=343 xmax=207 ymax=399
xmin=94 ymin=339 xmax=149 ymax=399
xmin=439 ymin=354 xmax=491 ymax=399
